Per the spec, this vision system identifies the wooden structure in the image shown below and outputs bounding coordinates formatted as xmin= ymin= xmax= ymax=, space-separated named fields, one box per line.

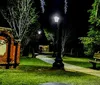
xmin=0 ymin=27 xmax=20 ymax=69
xmin=89 ymin=51 xmax=100 ymax=69
xmin=39 ymin=45 xmax=49 ymax=53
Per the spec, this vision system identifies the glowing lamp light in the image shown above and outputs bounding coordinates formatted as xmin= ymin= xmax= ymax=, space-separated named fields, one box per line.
xmin=38 ymin=30 xmax=42 ymax=34
xmin=54 ymin=16 xmax=60 ymax=23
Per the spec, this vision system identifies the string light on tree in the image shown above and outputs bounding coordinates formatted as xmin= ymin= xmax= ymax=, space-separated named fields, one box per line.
xmin=40 ymin=0 xmax=45 ymax=13
xmin=40 ymin=0 xmax=68 ymax=14
xmin=64 ymin=0 xmax=68 ymax=14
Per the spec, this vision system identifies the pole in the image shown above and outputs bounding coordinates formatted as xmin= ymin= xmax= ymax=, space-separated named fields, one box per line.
xmin=53 ymin=22 xmax=64 ymax=69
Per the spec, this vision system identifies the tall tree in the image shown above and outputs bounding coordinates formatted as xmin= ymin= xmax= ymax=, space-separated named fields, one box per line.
xmin=80 ymin=0 xmax=100 ymax=57
xmin=61 ymin=27 xmax=72 ymax=56
xmin=1 ymin=0 xmax=38 ymax=42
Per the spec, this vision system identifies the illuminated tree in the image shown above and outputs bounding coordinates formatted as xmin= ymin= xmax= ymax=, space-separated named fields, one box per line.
xmin=40 ymin=0 xmax=45 ymax=13
xmin=1 ymin=0 xmax=38 ymax=42
xmin=44 ymin=29 xmax=54 ymax=43
xmin=80 ymin=0 xmax=100 ymax=56
xmin=61 ymin=28 xmax=72 ymax=56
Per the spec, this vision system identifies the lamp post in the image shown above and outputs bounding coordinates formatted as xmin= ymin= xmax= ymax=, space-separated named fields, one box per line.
xmin=53 ymin=15 xmax=64 ymax=69
xmin=37 ymin=30 xmax=42 ymax=53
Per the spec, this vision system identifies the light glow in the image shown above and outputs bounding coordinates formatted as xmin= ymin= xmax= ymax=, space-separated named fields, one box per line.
xmin=38 ymin=30 xmax=42 ymax=34
xmin=54 ymin=16 xmax=60 ymax=23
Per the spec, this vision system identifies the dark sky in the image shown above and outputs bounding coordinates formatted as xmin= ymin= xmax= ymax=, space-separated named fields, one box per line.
xmin=34 ymin=0 xmax=94 ymax=37
xmin=0 ymin=0 xmax=94 ymax=37
xmin=0 ymin=0 xmax=9 ymax=27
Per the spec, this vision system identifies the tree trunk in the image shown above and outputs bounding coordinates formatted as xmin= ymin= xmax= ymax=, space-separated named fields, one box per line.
xmin=32 ymin=48 xmax=36 ymax=58
xmin=71 ymin=48 xmax=73 ymax=55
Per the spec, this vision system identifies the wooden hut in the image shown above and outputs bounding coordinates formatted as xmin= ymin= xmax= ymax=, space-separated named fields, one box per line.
xmin=0 ymin=27 xmax=20 ymax=69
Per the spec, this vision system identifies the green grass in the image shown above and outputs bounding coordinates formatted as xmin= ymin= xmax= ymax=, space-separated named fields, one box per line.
xmin=0 ymin=57 xmax=100 ymax=85
xmin=63 ymin=56 xmax=100 ymax=69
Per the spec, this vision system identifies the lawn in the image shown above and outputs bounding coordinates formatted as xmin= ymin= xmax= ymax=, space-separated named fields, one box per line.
xmin=0 ymin=57 xmax=100 ymax=85
xmin=63 ymin=56 xmax=100 ymax=69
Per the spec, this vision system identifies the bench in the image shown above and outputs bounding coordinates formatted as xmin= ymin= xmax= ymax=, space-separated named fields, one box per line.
xmin=89 ymin=52 xmax=100 ymax=69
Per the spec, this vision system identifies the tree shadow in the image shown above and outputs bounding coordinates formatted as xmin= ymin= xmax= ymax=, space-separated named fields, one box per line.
xmin=18 ymin=65 xmax=90 ymax=77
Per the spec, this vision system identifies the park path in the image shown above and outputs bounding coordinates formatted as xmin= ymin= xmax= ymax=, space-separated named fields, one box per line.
xmin=36 ymin=55 xmax=100 ymax=77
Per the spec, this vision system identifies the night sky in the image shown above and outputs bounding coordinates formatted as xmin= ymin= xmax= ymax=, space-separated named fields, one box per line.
xmin=0 ymin=0 xmax=94 ymax=37
xmin=34 ymin=0 xmax=94 ymax=37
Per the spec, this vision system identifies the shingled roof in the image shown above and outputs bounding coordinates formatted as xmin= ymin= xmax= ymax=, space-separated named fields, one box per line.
xmin=0 ymin=27 xmax=12 ymax=32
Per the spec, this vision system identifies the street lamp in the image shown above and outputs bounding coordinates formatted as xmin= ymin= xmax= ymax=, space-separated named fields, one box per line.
xmin=38 ymin=30 xmax=42 ymax=35
xmin=53 ymin=15 xmax=64 ymax=69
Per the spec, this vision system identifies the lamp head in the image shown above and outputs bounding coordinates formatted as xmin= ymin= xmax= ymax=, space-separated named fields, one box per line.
xmin=38 ymin=30 xmax=42 ymax=34
xmin=54 ymin=16 xmax=60 ymax=23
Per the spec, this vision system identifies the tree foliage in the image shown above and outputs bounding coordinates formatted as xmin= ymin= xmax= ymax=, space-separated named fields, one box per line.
xmin=1 ymin=0 xmax=38 ymax=42
xmin=80 ymin=28 xmax=100 ymax=56
xmin=61 ymin=27 xmax=72 ymax=56
xmin=80 ymin=38 xmax=94 ymax=56
xmin=44 ymin=29 xmax=54 ymax=42
xmin=88 ymin=0 xmax=100 ymax=26
xmin=80 ymin=0 xmax=100 ymax=56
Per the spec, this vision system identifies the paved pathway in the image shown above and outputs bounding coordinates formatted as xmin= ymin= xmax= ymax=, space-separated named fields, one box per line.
xmin=36 ymin=55 xmax=100 ymax=77
xmin=40 ymin=82 xmax=70 ymax=85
